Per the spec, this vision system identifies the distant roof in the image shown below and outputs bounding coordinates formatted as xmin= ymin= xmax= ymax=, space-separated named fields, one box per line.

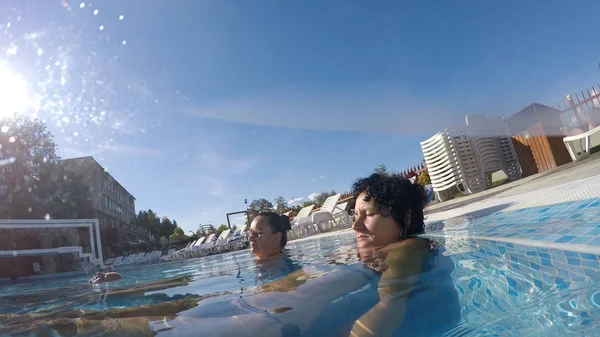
xmin=504 ymin=103 xmax=564 ymax=135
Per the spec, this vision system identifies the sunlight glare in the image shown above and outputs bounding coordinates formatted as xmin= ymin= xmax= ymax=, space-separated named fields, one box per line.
xmin=0 ymin=66 xmax=29 ymax=117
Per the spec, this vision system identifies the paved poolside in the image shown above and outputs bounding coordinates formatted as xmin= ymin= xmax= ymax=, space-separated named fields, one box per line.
xmin=292 ymin=154 xmax=600 ymax=254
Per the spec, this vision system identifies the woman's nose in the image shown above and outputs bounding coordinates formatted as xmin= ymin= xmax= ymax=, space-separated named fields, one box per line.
xmin=352 ymin=217 xmax=365 ymax=231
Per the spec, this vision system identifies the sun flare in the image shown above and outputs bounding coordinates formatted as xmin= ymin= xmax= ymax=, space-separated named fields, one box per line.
xmin=0 ymin=65 xmax=29 ymax=118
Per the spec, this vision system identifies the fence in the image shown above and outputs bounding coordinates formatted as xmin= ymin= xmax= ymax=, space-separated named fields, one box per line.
xmin=552 ymin=84 xmax=600 ymax=128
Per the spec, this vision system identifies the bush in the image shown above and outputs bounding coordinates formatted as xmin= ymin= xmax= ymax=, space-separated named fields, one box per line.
xmin=417 ymin=170 xmax=431 ymax=186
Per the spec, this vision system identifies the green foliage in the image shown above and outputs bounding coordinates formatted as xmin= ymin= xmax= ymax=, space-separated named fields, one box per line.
xmin=215 ymin=224 xmax=229 ymax=235
xmin=248 ymin=198 xmax=274 ymax=213
xmin=189 ymin=224 xmax=208 ymax=237
xmin=417 ymin=170 xmax=431 ymax=186
xmin=132 ymin=211 xmax=178 ymax=241
xmin=307 ymin=190 xmax=338 ymax=207
xmin=247 ymin=198 xmax=274 ymax=223
xmin=0 ymin=116 xmax=93 ymax=219
xmin=273 ymin=196 xmax=287 ymax=213
xmin=132 ymin=210 xmax=161 ymax=234
xmin=44 ymin=173 xmax=96 ymax=219
xmin=205 ymin=225 xmax=216 ymax=234
xmin=374 ymin=164 xmax=388 ymax=176
xmin=169 ymin=227 xmax=186 ymax=241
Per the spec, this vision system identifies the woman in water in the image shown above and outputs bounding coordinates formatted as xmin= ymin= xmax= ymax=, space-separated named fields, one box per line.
xmin=59 ymin=174 xmax=440 ymax=337
xmin=248 ymin=211 xmax=292 ymax=260
xmin=145 ymin=173 xmax=432 ymax=336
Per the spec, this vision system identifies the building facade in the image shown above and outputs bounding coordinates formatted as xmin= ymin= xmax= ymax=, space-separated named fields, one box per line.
xmin=57 ymin=157 xmax=152 ymax=252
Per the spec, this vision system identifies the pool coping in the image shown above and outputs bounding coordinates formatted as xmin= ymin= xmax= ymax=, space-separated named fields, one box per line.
xmin=290 ymin=226 xmax=600 ymax=256
xmin=420 ymin=233 xmax=600 ymax=255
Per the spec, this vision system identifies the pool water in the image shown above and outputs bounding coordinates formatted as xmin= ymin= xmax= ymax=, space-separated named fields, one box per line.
xmin=1 ymin=231 xmax=599 ymax=336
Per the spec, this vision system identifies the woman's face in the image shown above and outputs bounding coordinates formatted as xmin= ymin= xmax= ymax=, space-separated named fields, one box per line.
xmin=249 ymin=216 xmax=282 ymax=259
xmin=352 ymin=192 xmax=401 ymax=249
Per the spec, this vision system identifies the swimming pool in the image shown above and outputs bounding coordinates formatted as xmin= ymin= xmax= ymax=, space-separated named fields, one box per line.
xmin=1 ymin=218 xmax=599 ymax=336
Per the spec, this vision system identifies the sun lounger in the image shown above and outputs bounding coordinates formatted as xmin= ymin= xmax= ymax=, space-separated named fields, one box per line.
xmin=200 ymin=234 xmax=217 ymax=254
xmin=214 ymin=229 xmax=233 ymax=253
xmin=161 ymin=248 xmax=176 ymax=262
xmin=291 ymin=204 xmax=315 ymax=237
xmin=563 ymin=124 xmax=600 ymax=162
xmin=227 ymin=228 xmax=248 ymax=250
xmin=112 ymin=256 xmax=125 ymax=266
xmin=188 ymin=237 xmax=208 ymax=257
xmin=308 ymin=194 xmax=342 ymax=233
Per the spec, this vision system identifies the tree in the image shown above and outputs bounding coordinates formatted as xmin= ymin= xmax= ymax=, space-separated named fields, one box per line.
xmin=417 ymin=170 xmax=431 ymax=186
xmin=132 ymin=210 xmax=161 ymax=235
xmin=205 ymin=225 xmax=216 ymax=235
xmin=0 ymin=116 xmax=60 ymax=180
xmin=0 ymin=116 xmax=93 ymax=219
xmin=160 ymin=217 xmax=177 ymax=240
xmin=249 ymin=198 xmax=274 ymax=213
xmin=215 ymin=224 xmax=228 ymax=235
xmin=169 ymin=227 xmax=186 ymax=241
xmin=374 ymin=164 xmax=388 ymax=176
xmin=189 ymin=224 xmax=207 ymax=237
xmin=44 ymin=173 xmax=95 ymax=219
xmin=309 ymin=190 xmax=338 ymax=207
xmin=247 ymin=198 xmax=274 ymax=223
xmin=273 ymin=196 xmax=287 ymax=214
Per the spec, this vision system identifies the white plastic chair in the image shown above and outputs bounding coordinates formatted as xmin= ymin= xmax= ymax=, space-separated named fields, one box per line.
xmin=305 ymin=194 xmax=342 ymax=233
xmin=563 ymin=124 xmax=600 ymax=162
xmin=214 ymin=229 xmax=233 ymax=253
xmin=291 ymin=204 xmax=316 ymax=237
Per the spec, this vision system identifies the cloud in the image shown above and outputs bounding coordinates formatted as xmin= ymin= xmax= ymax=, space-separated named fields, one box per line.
xmin=319 ymin=175 xmax=326 ymax=179
xmin=287 ymin=197 xmax=304 ymax=206
xmin=182 ymin=85 xmax=461 ymax=135
xmin=197 ymin=150 xmax=258 ymax=176
xmin=308 ymin=192 xmax=320 ymax=201
xmin=176 ymin=143 xmax=259 ymax=197
xmin=61 ymin=142 xmax=163 ymax=158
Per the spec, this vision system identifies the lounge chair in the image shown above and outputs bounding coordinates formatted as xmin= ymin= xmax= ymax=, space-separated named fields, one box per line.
xmin=173 ymin=241 xmax=196 ymax=260
xmin=104 ymin=257 xmax=115 ymax=266
xmin=198 ymin=234 xmax=217 ymax=255
xmin=112 ymin=256 xmax=125 ymax=266
xmin=150 ymin=250 xmax=162 ymax=263
xmin=291 ymin=204 xmax=315 ymax=237
xmin=307 ymin=194 xmax=343 ymax=233
xmin=227 ymin=228 xmax=248 ymax=250
xmin=214 ymin=229 xmax=233 ymax=253
xmin=563 ymin=124 xmax=600 ymax=162
xmin=188 ymin=237 xmax=207 ymax=257
xmin=161 ymin=249 xmax=176 ymax=262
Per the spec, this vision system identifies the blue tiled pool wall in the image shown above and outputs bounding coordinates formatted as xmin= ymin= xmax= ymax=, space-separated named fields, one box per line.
xmin=425 ymin=198 xmax=600 ymax=246
xmin=440 ymin=238 xmax=599 ymax=333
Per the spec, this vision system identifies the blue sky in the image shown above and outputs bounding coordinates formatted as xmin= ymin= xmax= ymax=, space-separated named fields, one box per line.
xmin=3 ymin=1 xmax=600 ymax=233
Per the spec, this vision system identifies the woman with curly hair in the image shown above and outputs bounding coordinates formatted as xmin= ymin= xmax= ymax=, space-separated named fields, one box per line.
xmin=107 ymin=174 xmax=457 ymax=337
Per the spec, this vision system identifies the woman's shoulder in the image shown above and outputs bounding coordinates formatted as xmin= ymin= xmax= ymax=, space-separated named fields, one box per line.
xmin=381 ymin=237 xmax=430 ymax=256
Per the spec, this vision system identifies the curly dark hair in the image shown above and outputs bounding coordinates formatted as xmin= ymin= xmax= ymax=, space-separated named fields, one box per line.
xmin=256 ymin=212 xmax=292 ymax=249
xmin=351 ymin=173 xmax=426 ymax=237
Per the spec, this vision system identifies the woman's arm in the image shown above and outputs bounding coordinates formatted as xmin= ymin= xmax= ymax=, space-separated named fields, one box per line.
xmin=350 ymin=238 xmax=430 ymax=337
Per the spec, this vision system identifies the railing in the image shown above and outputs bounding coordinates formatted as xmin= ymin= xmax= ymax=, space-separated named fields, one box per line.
xmin=552 ymin=84 xmax=600 ymax=128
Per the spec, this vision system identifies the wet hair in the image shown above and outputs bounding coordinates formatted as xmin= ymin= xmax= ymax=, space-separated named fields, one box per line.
xmin=256 ymin=212 xmax=292 ymax=248
xmin=351 ymin=173 xmax=426 ymax=237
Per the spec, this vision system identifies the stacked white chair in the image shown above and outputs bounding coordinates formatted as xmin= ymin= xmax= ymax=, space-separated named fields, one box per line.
xmin=422 ymin=114 xmax=522 ymax=201
xmin=465 ymin=114 xmax=522 ymax=185
xmin=421 ymin=130 xmax=484 ymax=201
